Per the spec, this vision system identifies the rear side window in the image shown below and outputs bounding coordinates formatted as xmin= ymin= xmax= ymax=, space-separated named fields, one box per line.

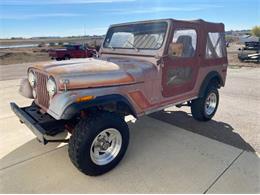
xmin=169 ymin=29 xmax=197 ymax=58
xmin=206 ymin=32 xmax=226 ymax=58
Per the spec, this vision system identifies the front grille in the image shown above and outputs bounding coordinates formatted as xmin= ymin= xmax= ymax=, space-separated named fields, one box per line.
xmin=35 ymin=72 xmax=50 ymax=108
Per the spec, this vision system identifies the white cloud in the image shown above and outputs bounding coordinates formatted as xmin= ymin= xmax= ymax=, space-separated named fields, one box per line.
xmin=111 ymin=4 xmax=224 ymax=14
xmin=1 ymin=13 xmax=83 ymax=19
xmin=1 ymin=0 xmax=135 ymax=5
xmin=2 ymin=26 xmax=108 ymax=38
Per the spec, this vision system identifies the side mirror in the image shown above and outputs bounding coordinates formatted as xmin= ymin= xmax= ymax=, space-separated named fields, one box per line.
xmin=155 ymin=54 xmax=168 ymax=66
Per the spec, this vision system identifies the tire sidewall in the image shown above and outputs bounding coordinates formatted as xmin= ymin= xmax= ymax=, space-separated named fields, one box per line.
xmin=70 ymin=113 xmax=129 ymax=175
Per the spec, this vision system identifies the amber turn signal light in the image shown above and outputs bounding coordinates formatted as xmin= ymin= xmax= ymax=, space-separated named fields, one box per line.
xmin=76 ymin=95 xmax=95 ymax=103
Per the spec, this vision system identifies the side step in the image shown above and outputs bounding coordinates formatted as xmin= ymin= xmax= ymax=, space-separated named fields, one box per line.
xmin=176 ymin=101 xmax=192 ymax=108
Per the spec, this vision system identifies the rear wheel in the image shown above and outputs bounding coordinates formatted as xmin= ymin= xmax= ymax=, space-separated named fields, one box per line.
xmin=68 ymin=111 xmax=129 ymax=176
xmin=64 ymin=55 xmax=70 ymax=60
xmin=191 ymin=86 xmax=219 ymax=121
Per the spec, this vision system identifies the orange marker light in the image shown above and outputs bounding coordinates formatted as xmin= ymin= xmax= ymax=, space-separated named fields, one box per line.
xmin=76 ymin=96 xmax=95 ymax=103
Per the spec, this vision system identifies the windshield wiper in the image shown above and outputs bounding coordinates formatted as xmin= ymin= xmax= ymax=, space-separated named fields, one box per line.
xmin=126 ymin=41 xmax=139 ymax=52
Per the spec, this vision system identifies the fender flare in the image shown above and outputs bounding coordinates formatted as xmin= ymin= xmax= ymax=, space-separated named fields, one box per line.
xmin=198 ymin=71 xmax=224 ymax=98
xmin=61 ymin=94 xmax=137 ymax=120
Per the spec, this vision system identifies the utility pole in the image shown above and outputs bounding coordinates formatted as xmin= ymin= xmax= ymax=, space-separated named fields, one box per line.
xmin=83 ymin=24 xmax=86 ymax=46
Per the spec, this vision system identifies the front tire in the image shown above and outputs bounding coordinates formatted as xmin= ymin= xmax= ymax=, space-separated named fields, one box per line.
xmin=191 ymin=86 xmax=219 ymax=121
xmin=68 ymin=111 xmax=129 ymax=176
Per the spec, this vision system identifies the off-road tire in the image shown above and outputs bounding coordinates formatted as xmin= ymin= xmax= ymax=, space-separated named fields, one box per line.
xmin=68 ymin=111 xmax=129 ymax=176
xmin=191 ymin=86 xmax=219 ymax=121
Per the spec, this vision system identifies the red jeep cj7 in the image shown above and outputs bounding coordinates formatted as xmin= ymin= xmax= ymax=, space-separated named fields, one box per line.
xmin=11 ymin=19 xmax=228 ymax=176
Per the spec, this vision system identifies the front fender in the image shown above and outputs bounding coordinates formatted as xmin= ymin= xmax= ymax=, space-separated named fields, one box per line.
xmin=60 ymin=94 xmax=137 ymax=120
xmin=47 ymin=90 xmax=137 ymax=120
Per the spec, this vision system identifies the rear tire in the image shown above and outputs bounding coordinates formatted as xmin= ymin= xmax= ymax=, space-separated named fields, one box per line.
xmin=64 ymin=55 xmax=70 ymax=60
xmin=191 ymin=86 xmax=219 ymax=121
xmin=68 ymin=111 xmax=129 ymax=176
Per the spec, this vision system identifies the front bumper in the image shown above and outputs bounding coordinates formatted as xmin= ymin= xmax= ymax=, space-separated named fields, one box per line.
xmin=10 ymin=102 xmax=66 ymax=145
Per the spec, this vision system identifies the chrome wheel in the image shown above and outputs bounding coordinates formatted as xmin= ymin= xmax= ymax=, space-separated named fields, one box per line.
xmin=204 ymin=92 xmax=217 ymax=115
xmin=90 ymin=128 xmax=122 ymax=166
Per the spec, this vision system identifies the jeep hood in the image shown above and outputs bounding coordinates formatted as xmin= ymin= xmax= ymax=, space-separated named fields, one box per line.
xmin=32 ymin=58 xmax=155 ymax=90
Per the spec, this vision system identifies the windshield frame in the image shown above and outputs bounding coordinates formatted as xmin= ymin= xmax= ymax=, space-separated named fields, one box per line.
xmin=103 ymin=21 xmax=168 ymax=51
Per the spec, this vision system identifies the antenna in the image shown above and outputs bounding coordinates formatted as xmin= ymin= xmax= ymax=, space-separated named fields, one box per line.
xmin=84 ymin=24 xmax=86 ymax=37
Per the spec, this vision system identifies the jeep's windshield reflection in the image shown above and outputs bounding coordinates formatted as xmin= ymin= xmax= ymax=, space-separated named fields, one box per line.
xmin=104 ymin=22 xmax=167 ymax=50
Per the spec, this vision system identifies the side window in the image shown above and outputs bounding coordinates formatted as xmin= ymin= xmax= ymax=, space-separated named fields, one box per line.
xmin=79 ymin=45 xmax=85 ymax=50
xmin=169 ymin=29 xmax=197 ymax=58
xmin=206 ymin=32 xmax=226 ymax=58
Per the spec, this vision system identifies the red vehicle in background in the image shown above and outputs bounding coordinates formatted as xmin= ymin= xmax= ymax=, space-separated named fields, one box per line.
xmin=49 ymin=44 xmax=96 ymax=61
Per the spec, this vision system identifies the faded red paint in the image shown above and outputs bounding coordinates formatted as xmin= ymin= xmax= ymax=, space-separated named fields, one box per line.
xmin=129 ymin=91 xmax=151 ymax=110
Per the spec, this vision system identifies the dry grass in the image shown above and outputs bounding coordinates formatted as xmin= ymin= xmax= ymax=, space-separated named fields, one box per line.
xmin=0 ymin=47 xmax=51 ymax=65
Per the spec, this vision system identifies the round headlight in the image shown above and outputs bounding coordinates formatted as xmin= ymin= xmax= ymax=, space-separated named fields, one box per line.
xmin=47 ymin=77 xmax=57 ymax=97
xmin=28 ymin=71 xmax=36 ymax=87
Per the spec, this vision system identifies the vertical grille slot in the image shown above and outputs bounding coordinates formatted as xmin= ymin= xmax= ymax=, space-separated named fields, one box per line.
xmin=35 ymin=72 xmax=50 ymax=108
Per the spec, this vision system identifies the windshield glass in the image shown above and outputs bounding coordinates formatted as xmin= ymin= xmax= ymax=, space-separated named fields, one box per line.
xmin=103 ymin=22 xmax=167 ymax=50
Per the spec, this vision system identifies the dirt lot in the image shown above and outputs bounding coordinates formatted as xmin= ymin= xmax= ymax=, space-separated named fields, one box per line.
xmin=227 ymin=43 xmax=259 ymax=67
xmin=0 ymin=41 xmax=259 ymax=66
xmin=0 ymin=47 xmax=50 ymax=65
xmin=0 ymin=37 xmax=103 ymax=65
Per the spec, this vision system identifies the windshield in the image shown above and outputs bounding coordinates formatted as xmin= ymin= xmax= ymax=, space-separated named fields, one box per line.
xmin=103 ymin=22 xmax=167 ymax=50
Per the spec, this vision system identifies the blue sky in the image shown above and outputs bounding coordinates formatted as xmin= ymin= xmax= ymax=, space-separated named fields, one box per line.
xmin=0 ymin=0 xmax=259 ymax=38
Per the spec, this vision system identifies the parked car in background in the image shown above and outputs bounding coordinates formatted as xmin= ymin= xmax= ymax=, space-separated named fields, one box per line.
xmin=238 ymin=39 xmax=260 ymax=63
xmin=49 ymin=44 xmax=96 ymax=60
xmin=238 ymin=51 xmax=260 ymax=62
xmin=244 ymin=41 xmax=260 ymax=50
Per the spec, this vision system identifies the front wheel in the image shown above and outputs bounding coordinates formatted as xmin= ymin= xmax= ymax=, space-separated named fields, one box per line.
xmin=191 ymin=86 xmax=219 ymax=121
xmin=68 ymin=111 xmax=129 ymax=176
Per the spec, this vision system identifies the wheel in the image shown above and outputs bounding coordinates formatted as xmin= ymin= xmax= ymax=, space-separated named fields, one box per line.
xmin=191 ymin=85 xmax=219 ymax=121
xmin=64 ymin=55 xmax=70 ymax=60
xmin=68 ymin=111 xmax=129 ymax=176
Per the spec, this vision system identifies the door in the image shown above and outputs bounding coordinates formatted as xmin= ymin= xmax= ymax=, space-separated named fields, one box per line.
xmin=161 ymin=24 xmax=201 ymax=97
xmin=74 ymin=45 xmax=84 ymax=58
